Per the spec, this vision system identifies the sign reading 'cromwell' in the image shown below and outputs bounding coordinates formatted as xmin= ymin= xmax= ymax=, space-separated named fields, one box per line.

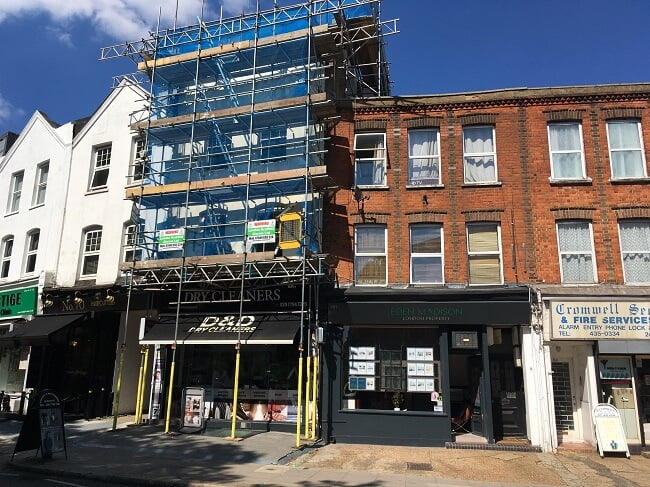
xmin=551 ymin=301 xmax=650 ymax=340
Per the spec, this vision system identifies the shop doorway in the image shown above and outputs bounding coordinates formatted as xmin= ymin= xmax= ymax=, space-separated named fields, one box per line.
xmin=635 ymin=356 xmax=650 ymax=445
xmin=551 ymin=360 xmax=581 ymax=442
xmin=448 ymin=352 xmax=482 ymax=437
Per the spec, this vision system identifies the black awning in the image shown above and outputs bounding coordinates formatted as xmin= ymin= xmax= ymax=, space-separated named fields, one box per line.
xmin=0 ymin=314 xmax=86 ymax=346
xmin=140 ymin=314 xmax=301 ymax=345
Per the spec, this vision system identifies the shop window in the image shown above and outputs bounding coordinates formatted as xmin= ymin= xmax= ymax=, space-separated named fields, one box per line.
xmin=23 ymin=229 xmax=39 ymax=274
xmin=354 ymin=225 xmax=387 ymax=286
xmin=556 ymin=221 xmax=597 ymax=283
xmin=1 ymin=236 xmax=13 ymax=278
xmin=89 ymin=144 xmax=111 ymax=189
xmin=466 ymin=223 xmax=502 ymax=284
xmin=607 ymin=120 xmax=647 ymax=179
xmin=354 ymin=133 xmax=386 ymax=187
xmin=344 ymin=328 xmax=443 ymax=413
xmin=463 ymin=126 xmax=497 ymax=183
xmin=32 ymin=161 xmax=49 ymax=206
xmin=408 ymin=129 xmax=440 ymax=185
xmin=619 ymin=220 xmax=650 ymax=283
xmin=410 ymin=224 xmax=443 ymax=284
xmin=548 ymin=123 xmax=586 ymax=180
xmin=6 ymin=171 xmax=23 ymax=214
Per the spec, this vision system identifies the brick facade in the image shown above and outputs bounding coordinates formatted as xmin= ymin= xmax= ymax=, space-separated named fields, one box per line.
xmin=325 ymin=84 xmax=650 ymax=287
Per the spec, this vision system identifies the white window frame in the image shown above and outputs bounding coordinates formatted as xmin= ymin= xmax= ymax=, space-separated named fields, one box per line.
xmin=123 ymin=223 xmax=143 ymax=262
xmin=354 ymin=133 xmax=387 ymax=187
xmin=32 ymin=161 xmax=49 ymax=207
xmin=466 ymin=223 xmax=503 ymax=285
xmin=354 ymin=224 xmax=387 ymax=286
xmin=606 ymin=120 xmax=648 ymax=179
xmin=1 ymin=236 xmax=13 ymax=279
xmin=407 ymin=129 xmax=441 ymax=186
xmin=410 ymin=224 xmax=444 ymax=284
xmin=7 ymin=171 xmax=24 ymax=214
xmin=463 ymin=125 xmax=498 ymax=183
xmin=618 ymin=219 xmax=650 ymax=284
xmin=130 ymin=138 xmax=146 ymax=183
xmin=81 ymin=227 xmax=103 ymax=277
xmin=89 ymin=144 xmax=112 ymax=189
xmin=556 ymin=221 xmax=598 ymax=283
xmin=23 ymin=229 xmax=40 ymax=275
xmin=547 ymin=122 xmax=587 ymax=180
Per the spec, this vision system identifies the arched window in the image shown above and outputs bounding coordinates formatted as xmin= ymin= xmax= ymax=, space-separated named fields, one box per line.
xmin=81 ymin=226 xmax=102 ymax=277
xmin=24 ymin=229 xmax=40 ymax=274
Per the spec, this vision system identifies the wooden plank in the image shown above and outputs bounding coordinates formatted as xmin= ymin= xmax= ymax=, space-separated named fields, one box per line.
xmin=138 ymin=24 xmax=330 ymax=71
xmin=120 ymin=251 xmax=275 ymax=271
xmin=125 ymin=165 xmax=328 ymax=199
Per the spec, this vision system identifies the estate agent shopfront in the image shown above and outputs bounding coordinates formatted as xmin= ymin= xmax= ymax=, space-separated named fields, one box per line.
xmin=323 ymin=286 xmax=533 ymax=447
xmin=541 ymin=286 xmax=650 ymax=450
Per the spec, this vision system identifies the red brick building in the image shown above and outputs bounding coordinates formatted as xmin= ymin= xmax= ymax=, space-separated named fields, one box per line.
xmin=321 ymin=84 xmax=650 ymax=451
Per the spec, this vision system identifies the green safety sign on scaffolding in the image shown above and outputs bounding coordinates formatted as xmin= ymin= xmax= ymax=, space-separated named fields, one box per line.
xmin=246 ymin=219 xmax=276 ymax=244
xmin=158 ymin=228 xmax=185 ymax=251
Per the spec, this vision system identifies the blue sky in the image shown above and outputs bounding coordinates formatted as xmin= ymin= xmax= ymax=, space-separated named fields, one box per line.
xmin=1 ymin=0 xmax=650 ymax=134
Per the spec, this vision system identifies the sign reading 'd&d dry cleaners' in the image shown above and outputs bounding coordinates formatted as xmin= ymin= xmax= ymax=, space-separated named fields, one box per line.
xmin=0 ymin=287 xmax=38 ymax=319
xmin=551 ymin=301 xmax=650 ymax=340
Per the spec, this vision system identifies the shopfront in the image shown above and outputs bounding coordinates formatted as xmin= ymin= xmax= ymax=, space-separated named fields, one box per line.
xmin=138 ymin=284 xmax=320 ymax=430
xmin=544 ymin=292 xmax=650 ymax=450
xmin=323 ymin=286 xmax=531 ymax=447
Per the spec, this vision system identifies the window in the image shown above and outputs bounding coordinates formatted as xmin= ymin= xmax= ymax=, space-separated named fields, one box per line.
xmin=557 ymin=221 xmax=596 ymax=283
xmin=408 ymin=130 xmax=440 ymax=185
xmin=1 ymin=236 xmax=13 ymax=278
xmin=7 ymin=171 xmax=23 ymax=213
xmin=24 ymin=230 xmax=39 ymax=274
xmin=354 ymin=133 xmax=386 ymax=186
xmin=32 ymin=161 xmax=49 ymax=206
xmin=81 ymin=227 xmax=102 ymax=276
xmin=410 ymin=224 xmax=443 ymax=283
xmin=130 ymin=139 xmax=146 ymax=183
xmin=548 ymin=123 xmax=586 ymax=179
xmin=466 ymin=223 xmax=502 ymax=284
xmin=463 ymin=126 xmax=497 ymax=183
xmin=607 ymin=120 xmax=647 ymax=179
xmin=619 ymin=220 xmax=650 ymax=284
xmin=123 ymin=224 xmax=143 ymax=262
xmin=354 ymin=225 xmax=387 ymax=285
xmin=90 ymin=145 xmax=111 ymax=189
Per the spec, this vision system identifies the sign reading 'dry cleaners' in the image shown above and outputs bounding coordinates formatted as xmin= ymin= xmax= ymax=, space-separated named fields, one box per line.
xmin=551 ymin=301 xmax=650 ymax=340
xmin=246 ymin=219 xmax=276 ymax=244
xmin=158 ymin=228 xmax=185 ymax=251
xmin=0 ymin=287 xmax=38 ymax=319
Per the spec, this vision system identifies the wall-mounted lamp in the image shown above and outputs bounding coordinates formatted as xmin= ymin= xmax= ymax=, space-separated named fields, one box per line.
xmin=43 ymin=294 xmax=54 ymax=308
xmin=73 ymin=291 xmax=84 ymax=305
xmin=106 ymin=289 xmax=115 ymax=304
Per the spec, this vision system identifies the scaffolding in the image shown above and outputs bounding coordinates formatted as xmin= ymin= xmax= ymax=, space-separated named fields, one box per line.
xmin=101 ymin=0 xmax=393 ymax=441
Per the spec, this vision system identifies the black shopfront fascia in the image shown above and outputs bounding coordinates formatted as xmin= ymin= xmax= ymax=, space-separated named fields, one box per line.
xmin=322 ymin=286 xmax=531 ymax=447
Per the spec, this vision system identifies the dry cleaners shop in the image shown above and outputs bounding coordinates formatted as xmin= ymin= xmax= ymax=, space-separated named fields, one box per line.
xmin=323 ymin=286 xmax=531 ymax=447
xmin=547 ymin=297 xmax=650 ymax=450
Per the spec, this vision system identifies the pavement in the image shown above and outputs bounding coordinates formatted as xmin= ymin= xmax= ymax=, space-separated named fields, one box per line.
xmin=0 ymin=416 xmax=649 ymax=486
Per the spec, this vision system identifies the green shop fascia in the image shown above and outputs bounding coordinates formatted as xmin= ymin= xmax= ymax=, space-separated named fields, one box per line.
xmin=0 ymin=287 xmax=38 ymax=319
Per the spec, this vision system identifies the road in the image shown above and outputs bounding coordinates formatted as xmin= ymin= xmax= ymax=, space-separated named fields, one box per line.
xmin=0 ymin=464 xmax=127 ymax=486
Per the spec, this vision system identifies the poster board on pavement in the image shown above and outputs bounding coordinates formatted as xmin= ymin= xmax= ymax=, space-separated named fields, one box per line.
xmin=593 ymin=403 xmax=630 ymax=458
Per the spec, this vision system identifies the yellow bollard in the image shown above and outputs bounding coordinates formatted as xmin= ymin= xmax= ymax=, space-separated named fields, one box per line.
xmin=229 ymin=344 xmax=241 ymax=439
xmin=134 ymin=348 xmax=146 ymax=424
xmin=295 ymin=352 xmax=303 ymax=448
xmin=311 ymin=355 xmax=318 ymax=440
xmin=164 ymin=353 xmax=176 ymax=434
xmin=304 ymin=355 xmax=311 ymax=438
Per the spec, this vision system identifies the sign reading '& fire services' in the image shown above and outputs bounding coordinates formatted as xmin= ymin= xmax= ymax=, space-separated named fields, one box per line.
xmin=551 ymin=301 xmax=650 ymax=340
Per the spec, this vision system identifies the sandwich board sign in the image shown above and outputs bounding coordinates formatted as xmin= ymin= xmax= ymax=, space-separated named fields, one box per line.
xmin=592 ymin=403 xmax=630 ymax=458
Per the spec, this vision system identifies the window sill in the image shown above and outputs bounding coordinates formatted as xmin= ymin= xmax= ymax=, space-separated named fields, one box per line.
xmin=549 ymin=177 xmax=592 ymax=185
xmin=355 ymin=185 xmax=390 ymax=190
xmin=623 ymin=282 xmax=650 ymax=286
xmin=29 ymin=203 xmax=45 ymax=211
xmin=339 ymin=408 xmax=447 ymax=417
xmin=85 ymin=187 xmax=109 ymax=196
xmin=610 ymin=177 xmax=650 ymax=184
xmin=353 ymin=283 xmax=388 ymax=287
xmin=4 ymin=211 xmax=18 ymax=217
xmin=126 ymin=180 xmax=144 ymax=188
xmin=559 ymin=282 xmax=599 ymax=286
xmin=461 ymin=181 xmax=502 ymax=188
xmin=406 ymin=184 xmax=444 ymax=189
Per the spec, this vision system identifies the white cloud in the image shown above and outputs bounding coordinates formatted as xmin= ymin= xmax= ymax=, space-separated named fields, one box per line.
xmin=0 ymin=92 xmax=25 ymax=124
